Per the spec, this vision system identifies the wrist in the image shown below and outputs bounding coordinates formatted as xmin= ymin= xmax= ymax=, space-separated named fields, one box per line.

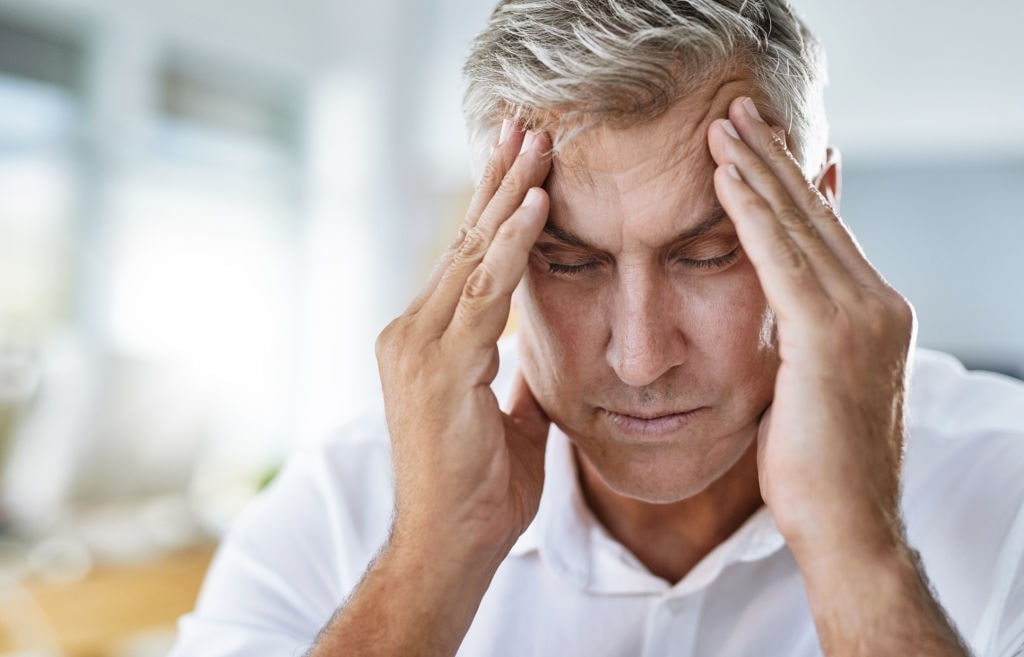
xmin=356 ymin=534 xmax=502 ymax=649
xmin=794 ymin=539 xmax=970 ymax=657
xmin=781 ymin=504 xmax=906 ymax=572
xmin=796 ymin=534 xmax=915 ymax=596
xmin=388 ymin=516 xmax=514 ymax=584
xmin=310 ymin=532 xmax=501 ymax=657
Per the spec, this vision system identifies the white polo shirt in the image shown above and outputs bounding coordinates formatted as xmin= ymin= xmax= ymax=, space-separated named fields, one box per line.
xmin=170 ymin=346 xmax=1024 ymax=657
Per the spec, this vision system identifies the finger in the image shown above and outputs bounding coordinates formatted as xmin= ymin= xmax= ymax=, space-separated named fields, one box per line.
xmin=708 ymin=118 xmax=857 ymax=302
xmin=503 ymin=373 xmax=549 ymax=493
xmin=423 ymin=131 xmax=552 ymax=332
xmin=755 ymin=403 xmax=773 ymax=483
xmin=406 ymin=121 xmax=528 ymax=314
xmin=728 ymin=97 xmax=883 ymax=288
xmin=504 ymin=372 xmax=550 ymax=439
xmin=444 ymin=186 xmax=549 ymax=351
xmin=713 ymin=163 xmax=833 ymax=323
xmin=467 ymin=121 xmax=528 ymax=229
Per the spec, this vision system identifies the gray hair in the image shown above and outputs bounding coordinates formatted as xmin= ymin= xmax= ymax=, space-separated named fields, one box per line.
xmin=463 ymin=0 xmax=828 ymax=176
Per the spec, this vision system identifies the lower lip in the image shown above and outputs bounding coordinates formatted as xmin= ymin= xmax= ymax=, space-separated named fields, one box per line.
xmin=602 ymin=408 xmax=705 ymax=439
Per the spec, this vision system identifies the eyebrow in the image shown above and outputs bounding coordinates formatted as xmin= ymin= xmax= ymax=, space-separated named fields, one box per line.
xmin=541 ymin=205 xmax=729 ymax=250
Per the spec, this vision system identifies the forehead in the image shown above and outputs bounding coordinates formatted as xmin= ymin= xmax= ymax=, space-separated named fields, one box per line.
xmin=546 ymin=77 xmax=757 ymax=249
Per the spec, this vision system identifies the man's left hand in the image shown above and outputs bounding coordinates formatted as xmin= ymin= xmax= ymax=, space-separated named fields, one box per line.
xmin=707 ymin=95 xmax=915 ymax=566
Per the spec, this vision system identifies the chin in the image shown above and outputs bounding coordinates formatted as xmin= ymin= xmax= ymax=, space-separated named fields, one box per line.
xmin=568 ymin=426 xmax=758 ymax=504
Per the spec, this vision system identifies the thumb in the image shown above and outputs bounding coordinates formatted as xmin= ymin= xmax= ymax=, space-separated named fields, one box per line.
xmin=755 ymin=403 xmax=773 ymax=494
xmin=505 ymin=372 xmax=550 ymax=443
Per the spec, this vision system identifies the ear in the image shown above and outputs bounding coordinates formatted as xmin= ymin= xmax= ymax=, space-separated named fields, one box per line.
xmin=813 ymin=146 xmax=842 ymax=210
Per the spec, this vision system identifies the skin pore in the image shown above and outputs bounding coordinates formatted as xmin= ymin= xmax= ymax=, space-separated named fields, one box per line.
xmin=515 ymin=77 xmax=820 ymax=583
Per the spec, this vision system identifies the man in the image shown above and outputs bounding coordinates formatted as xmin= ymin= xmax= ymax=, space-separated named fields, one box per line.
xmin=171 ymin=1 xmax=1024 ymax=655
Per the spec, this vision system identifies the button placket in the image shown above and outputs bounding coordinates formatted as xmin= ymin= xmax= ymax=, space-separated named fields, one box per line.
xmin=640 ymin=589 xmax=705 ymax=657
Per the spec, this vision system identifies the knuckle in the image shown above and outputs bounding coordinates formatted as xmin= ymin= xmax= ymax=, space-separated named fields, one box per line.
xmin=889 ymin=293 xmax=916 ymax=331
xmin=448 ymin=225 xmax=469 ymax=251
xmin=375 ymin=318 xmax=404 ymax=362
xmin=463 ymin=264 xmax=499 ymax=303
xmin=454 ymin=298 xmax=483 ymax=332
xmin=478 ymin=158 xmax=503 ymax=193
xmin=494 ymin=213 xmax=525 ymax=244
xmin=772 ymin=235 xmax=808 ymax=274
xmin=823 ymin=306 xmax=854 ymax=342
xmin=777 ymin=207 xmax=815 ymax=236
xmin=770 ymin=234 xmax=811 ymax=272
xmin=765 ymin=133 xmax=789 ymax=160
xmin=738 ymin=192 xmax=770 ymax=218
xmin=803 ymin=182 xmax=830 ymax=211
xmin=866 ymin=309 xmax=890 ymax=338
xmin=496 ymin=167 xmax=525 ymax=198
xmin=453 ymin=227 xmax=489 ymax=265
xmin=744 ymin=155 xmax=772 ymax=182
xmin=861 ymin=294 xmax=902 ymax=337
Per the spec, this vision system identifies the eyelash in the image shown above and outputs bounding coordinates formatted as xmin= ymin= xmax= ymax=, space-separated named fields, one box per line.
xmin=547 ymin=248 xmax=740 ymax=276
xmin=547 ymin=262 xmax=600 ymax=275
xmin=680 ymin=247 xmax=741 ymax=270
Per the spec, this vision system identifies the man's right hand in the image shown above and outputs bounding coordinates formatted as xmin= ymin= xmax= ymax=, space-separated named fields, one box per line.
xmin=310 ymin=126 xmax=553 ymax=657
xmin=375 ymin=121 xmax=553 ymax=569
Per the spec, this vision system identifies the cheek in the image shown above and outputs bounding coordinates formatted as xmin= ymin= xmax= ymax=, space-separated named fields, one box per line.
xmin=692 ymin=265 xmax=769 ymax=342
xmin=518 ymin=270 xmax=604 ymax=355
xmin=661 ymin=260 xmax=775 ymax=380
xmin=687 ymin=263 xmax=778 ymax=390
xmin=514 ymin=270 xmax=610 ymax=410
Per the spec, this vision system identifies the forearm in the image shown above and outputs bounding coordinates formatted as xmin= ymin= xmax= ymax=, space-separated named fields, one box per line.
xmin=799 ymin=541 xmax=972 ymax=657
xmin=307 ymin=536 xmax=500 ymax=657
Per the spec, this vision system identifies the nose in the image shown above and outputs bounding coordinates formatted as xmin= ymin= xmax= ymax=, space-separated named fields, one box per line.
xmin=606 ymin=270 xmax=688 ymax=387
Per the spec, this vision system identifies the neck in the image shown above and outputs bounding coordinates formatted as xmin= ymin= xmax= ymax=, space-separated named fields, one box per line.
xmin=576 ymin=439 xmax=763 ymax=584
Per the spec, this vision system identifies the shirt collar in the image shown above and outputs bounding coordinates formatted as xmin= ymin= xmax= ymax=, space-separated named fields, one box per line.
xmin=509 ymin=425 xmax=788 ymax=597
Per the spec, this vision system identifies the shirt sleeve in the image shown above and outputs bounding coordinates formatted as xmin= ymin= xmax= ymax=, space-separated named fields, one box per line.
xmin=167 ymin=427 xmax=393 ymax=657
xmin=982 ymin=503 xmax=1024 ymax=657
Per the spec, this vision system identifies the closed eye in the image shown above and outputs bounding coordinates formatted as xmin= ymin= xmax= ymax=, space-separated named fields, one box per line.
xmin=532 ymin=242 xmax=606 ymax=277
xmin=547 ymin=261 xmax=600 ymax=275
xmin=678 ymin=247 xmax=741 ymax=270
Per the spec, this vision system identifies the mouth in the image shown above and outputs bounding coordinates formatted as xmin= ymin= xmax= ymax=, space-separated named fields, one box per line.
xmin=600 ymin=407 xmax=706 ymax=439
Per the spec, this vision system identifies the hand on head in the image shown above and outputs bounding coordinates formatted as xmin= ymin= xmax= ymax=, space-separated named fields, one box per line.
xmin=375 ymin=121 xmax=553 ymax=564
xmin=708 ymin=96 xmax=916 ymax=565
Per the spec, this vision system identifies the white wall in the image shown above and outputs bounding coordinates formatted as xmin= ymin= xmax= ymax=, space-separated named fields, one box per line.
xmin=798 ymin=0 xmax=1024 ymax=162
xmin=843 ymin=161 xmax=1024 ymax=375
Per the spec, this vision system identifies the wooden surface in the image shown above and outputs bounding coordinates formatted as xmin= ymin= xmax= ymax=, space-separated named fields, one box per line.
xmin=0 ymin=542 xmax=216 ymax=657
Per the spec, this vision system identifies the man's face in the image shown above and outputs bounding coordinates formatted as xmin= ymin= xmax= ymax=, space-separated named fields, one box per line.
xmin=515 ymin=77 xmax=779 ymax=503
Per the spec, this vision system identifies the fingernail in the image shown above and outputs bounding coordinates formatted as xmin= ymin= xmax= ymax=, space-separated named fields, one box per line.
xmin=499 ymin=119 xmax=513 ymax=145
xmin=519 ymin=130 xmax=536 ymax=155
xmin=726 ymin=164 xmax=743 ymax=181
xmin=522 ymin=187 xmax=541 ymax=207
xmin=742 ymin=97 xmax=763 ymax=122
xmin=722 ymin=119 xmax=740 ymax=140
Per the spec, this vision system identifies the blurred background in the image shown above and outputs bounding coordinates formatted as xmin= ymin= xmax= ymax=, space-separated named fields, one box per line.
xmin=0 ymin=0 xmax=1020 ymax=655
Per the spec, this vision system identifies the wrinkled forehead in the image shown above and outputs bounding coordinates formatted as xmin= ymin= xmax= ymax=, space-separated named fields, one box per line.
xmin=544 ymin=77 xmax=759 ymax=241
xmin=552 ymin=76 xmax=757 ymax=176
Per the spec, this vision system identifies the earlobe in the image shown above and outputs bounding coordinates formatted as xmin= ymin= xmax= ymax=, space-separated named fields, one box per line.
xmin=814 ymin=147 xmax=842 ymax=210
